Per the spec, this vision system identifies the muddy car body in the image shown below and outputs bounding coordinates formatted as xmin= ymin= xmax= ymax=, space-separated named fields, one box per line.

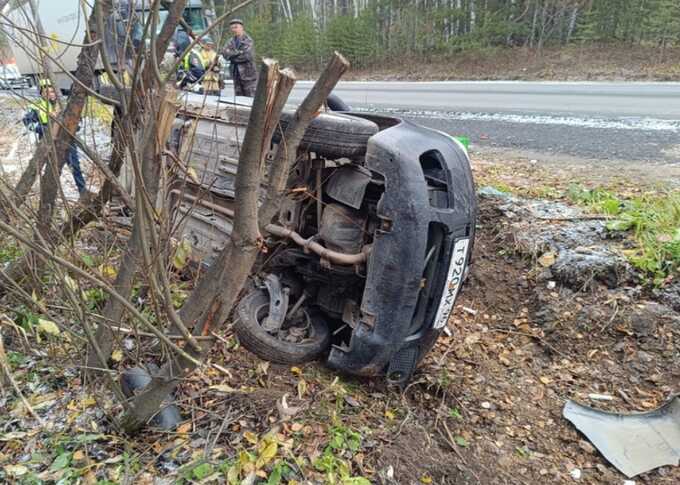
xmin=170 ymin=95 xmax=476 ymax=384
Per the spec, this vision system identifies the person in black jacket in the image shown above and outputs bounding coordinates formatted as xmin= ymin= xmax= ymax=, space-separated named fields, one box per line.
xmin=221 ymin=19 xmax=257 ymax=97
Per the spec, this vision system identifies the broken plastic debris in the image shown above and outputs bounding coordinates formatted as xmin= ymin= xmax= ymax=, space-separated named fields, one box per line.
xmin=563 ymin=395 xmax=680 ymax=478
xmin=587 ymin=393 xmax=614 ymax=401
xmin=462 ymin=306 xmax=478 ymax=316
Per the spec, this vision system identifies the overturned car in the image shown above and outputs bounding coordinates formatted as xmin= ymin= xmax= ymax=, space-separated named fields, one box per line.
xmin=169 ymin=95 xmax=476 ymax=384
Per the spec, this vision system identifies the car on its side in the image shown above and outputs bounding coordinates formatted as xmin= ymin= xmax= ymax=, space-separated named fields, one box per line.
xmin=169 ymin=94 xmax=477 ymax=385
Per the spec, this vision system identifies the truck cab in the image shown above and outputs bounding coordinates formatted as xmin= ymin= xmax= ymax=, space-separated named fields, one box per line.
xmin=3 ymin=0 xmax=214 ymax=93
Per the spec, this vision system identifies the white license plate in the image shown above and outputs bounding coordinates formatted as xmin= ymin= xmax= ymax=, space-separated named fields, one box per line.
xmin=433 ymin=238 xmax=470 ymax=329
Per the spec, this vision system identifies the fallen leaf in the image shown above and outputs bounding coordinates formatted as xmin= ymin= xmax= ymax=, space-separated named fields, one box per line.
xmin=0 ymin=431 xmax=28 ymax=441
xmin=172 ymin=239 xmax=192 ymax=270
xmin=50 ymin=452 xmax=72 ymax=471
xmin=4 ymin=464 xmax=28 ymax=477
xmin=37 ymin=318 xmax=60 ymax=336
xmin=209 ymin=384 xmax=236 ymax=393
xmin=297 ymin=379 xmax=308 ymax=399
xmin=99 ymin=264 xmax=118 ymax=279
xmin=455 ymin=436 xmax=469 ymax=447
xmin=276 ymin=394 xmax=303 ymax=421
xmin=176 ymin=422 xmax=192 ymax=434
xmin=244 ymin=431 xmax=258 ymax=445
xmin=111 ymin=350 xmax=123 ymax=362
xmin=538 ymin=251 xmax=556 ymax=268
xmin=256 ymin=440 xmax=278 ymax=468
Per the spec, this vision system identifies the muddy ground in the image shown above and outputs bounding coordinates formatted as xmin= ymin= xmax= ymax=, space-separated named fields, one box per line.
xmin=0 ymin=95 xmax=679 ymax=484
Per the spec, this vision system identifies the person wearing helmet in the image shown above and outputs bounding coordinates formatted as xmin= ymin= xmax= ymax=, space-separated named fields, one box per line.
xmin=221 ymin=19 xmax=257 ymax=97
xmin=22 ymin=82 xmax=87 ymax=196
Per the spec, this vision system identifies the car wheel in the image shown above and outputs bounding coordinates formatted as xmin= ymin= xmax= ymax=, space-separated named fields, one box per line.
xmin=274 ymin=111 xmax=378 ymax=159
xmin=234 ymin=289 xmax=331 ymax=364
xmin=326 ymin=93 xmax=350 ymax=111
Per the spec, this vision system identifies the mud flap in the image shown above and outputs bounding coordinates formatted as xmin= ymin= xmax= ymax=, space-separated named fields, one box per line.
xmin=386 ymin=346 xmax=419 ymax=386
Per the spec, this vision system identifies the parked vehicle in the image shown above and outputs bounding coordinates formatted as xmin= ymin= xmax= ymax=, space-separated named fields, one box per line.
xmin=169 ymin=94 xmax=477 ymax=385
xmin=0 ymin=63 xmax=31 ymax=90
xmin=3 ymin=0 xmax=214 ymax=92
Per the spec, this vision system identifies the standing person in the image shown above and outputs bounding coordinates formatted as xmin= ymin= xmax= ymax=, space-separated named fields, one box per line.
xmin=221 ymin=19 xmax=257 ymax=97
xmin=200 ymin=37 xmax=222 ymax=96
xmin=22 ymin=82 xmax=87 ymax=196
xmin=177 ymin=44 xmax=206 ymax=90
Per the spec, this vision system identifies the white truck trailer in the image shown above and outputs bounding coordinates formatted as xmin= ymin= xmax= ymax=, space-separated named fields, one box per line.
xmin=3 ymin=0 xmax=214 ymax=91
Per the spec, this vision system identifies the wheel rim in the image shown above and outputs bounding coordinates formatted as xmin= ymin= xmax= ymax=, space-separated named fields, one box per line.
xmin=254 ymin=302 xmax=315 ymax=344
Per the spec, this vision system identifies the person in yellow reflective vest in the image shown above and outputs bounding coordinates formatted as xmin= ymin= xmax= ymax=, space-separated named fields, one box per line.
xmin=22 ymin=84 xmax=87 ymax=195
xmin=177 ymin=45 xmax=205 ymax=89
xmin=200 ymin=38 xmax=222 ymax=96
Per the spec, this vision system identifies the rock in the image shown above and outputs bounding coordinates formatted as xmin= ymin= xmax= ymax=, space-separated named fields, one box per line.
xmin=478 ymin=186 xmax=514 ymax=199
xmin=578 ymin=440 xmax=596 ymax=454
xmin=551 ymin=248 xmax=630 ymax=290
xmin=534 ymin=306 xmax=557 ymax=329
xmin=627 ymin=301 xmax=679 ymax=337
xmin=513 ymin=220 xmax=608 ymax=258
xmin=653 ymin=283 xmax=680 ymax=312
xmin=536 ymin=268 xmax=554 ymax=282
xmin=637 ymin=351 xmax=654 ymax=363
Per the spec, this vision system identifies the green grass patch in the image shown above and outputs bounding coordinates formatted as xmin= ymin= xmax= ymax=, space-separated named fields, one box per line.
xmin=0 ymin=239 xmax=22 ymax=264
xmin=568 ymin=184 xmax=680 ymax=282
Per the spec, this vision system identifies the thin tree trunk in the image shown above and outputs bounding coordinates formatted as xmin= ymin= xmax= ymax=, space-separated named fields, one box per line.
xmin=120 ymin=53 xmax=349 ymax=434
xmin=85 ymin=88 xmax=169 ymax=374
xmin=120 ymin=58 xmax=288 ymax=433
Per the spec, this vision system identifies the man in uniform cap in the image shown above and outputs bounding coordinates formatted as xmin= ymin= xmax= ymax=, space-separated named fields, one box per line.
xmin=221 ymin=18 xmax=257 ymax=97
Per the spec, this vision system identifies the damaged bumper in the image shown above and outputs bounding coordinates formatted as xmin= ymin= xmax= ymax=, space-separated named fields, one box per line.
xmin=327 ymin=116 xmax=476 ymax=383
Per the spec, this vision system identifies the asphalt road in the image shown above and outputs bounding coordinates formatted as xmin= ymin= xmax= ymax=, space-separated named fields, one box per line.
xmin=283 ymin=81 xmax=680 ymax=163
xmin=5 ymin=80 xmax=680 ymax=162
xmin=287 ymin=81 xmax=680 ymax=119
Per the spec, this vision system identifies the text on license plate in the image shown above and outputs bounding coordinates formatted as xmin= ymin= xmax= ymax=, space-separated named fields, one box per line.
xmin=433 ymin=238 xmax=470 ymax=329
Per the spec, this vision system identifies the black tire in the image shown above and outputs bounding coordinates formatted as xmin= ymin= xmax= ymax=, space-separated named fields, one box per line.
xmin=235 ymin=289 xmax=331 ymax=364
xmin=326 ymin=93 xmax=351 ymax=112
xmin=274 ymin=111 xmax=378 ymax=159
